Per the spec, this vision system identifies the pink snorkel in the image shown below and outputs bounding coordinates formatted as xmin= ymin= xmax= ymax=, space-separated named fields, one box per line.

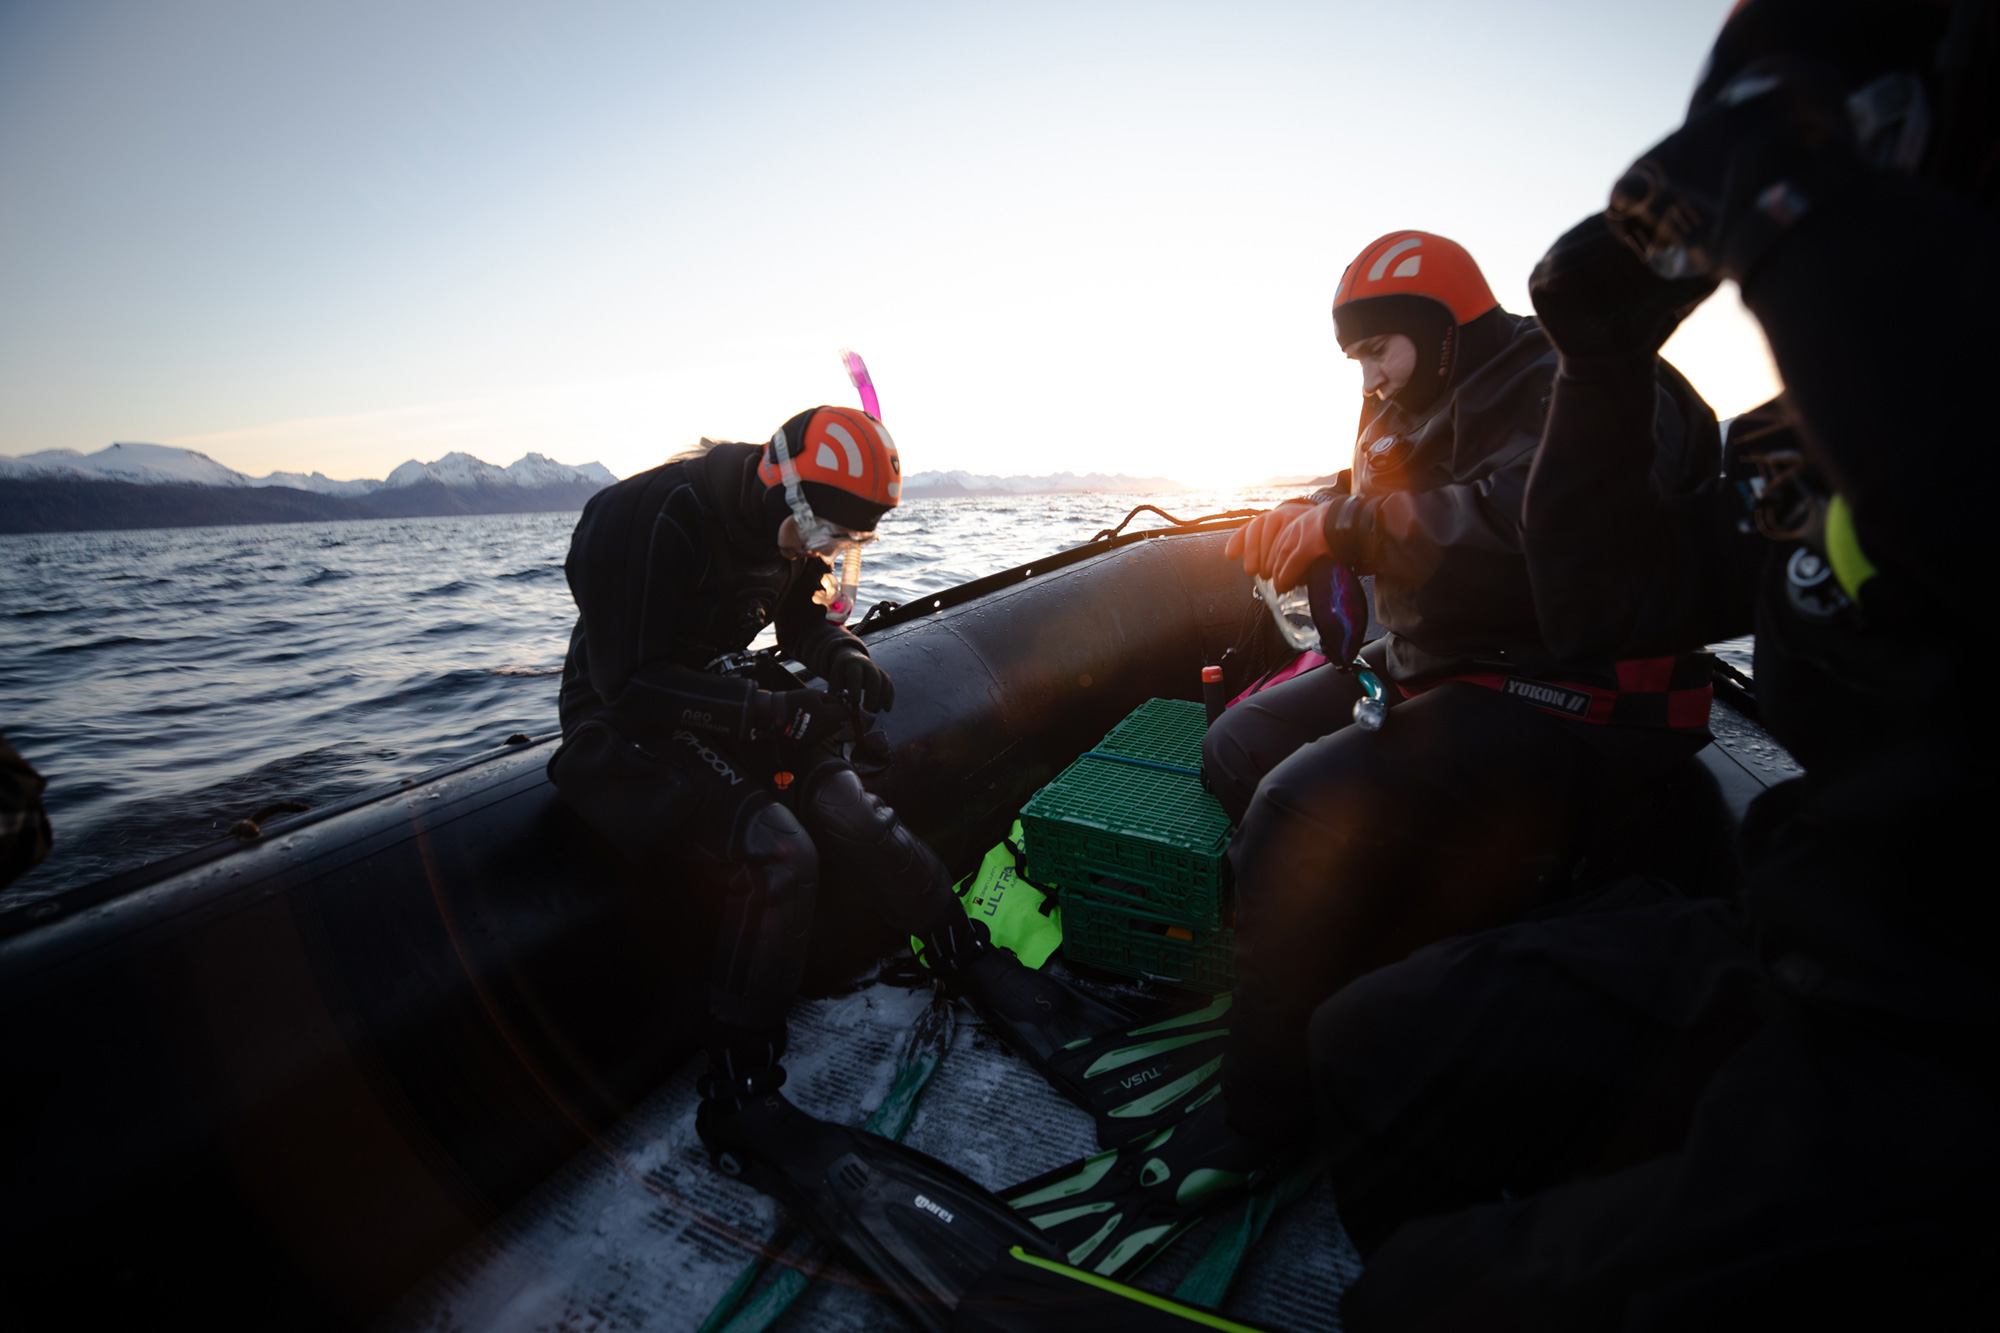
xmin=820 ymin=349 xmax=882 ymax=624
xmin=840 ymin=348 xmax=881 ymax=421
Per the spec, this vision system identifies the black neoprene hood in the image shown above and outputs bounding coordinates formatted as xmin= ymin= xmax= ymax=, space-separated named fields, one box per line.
xmin=1337 ymin=293 xmax=1458 ymax=418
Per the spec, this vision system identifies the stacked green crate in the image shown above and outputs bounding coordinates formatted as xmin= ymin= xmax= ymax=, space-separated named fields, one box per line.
xmin=1021 ymin=698 xmax=1236 ymax=991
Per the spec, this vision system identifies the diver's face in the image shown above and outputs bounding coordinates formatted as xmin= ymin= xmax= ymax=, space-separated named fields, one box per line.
xmin=776 ymin=515 xmax=810 ymax=560
xmin=1345 ymin=333 xmax=1417 ymax=402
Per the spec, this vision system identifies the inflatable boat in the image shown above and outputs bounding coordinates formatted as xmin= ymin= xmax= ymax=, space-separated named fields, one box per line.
xmin=0 ymin=518 xmax=1791 ymax=1329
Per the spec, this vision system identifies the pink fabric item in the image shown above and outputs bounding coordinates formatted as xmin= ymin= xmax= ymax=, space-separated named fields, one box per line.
xmin=1227 ymin=650 xmax=1329 ymax=708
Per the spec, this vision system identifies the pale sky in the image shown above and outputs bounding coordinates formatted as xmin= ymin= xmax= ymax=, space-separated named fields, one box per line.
xmin=0 ymin=0 xmax=1773 ymax=487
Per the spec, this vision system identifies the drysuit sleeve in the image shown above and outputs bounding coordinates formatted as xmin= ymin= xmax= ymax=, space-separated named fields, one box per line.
xmin=773 ymin=556 xmax=866 ymax=679
xmin=1522 ymin=359 xmax=1761 ymax=662
xmin=1738 ymin=177 xmax=2000 ymax=629
xmin=615 ymin=664 xmax=764 ymax=744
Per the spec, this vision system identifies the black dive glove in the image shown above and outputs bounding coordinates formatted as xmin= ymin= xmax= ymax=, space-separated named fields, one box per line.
xmin=825 ymin=646 xmax=895 ymax=716
xmin=1530 ymin=214 xmax=1719 ymax=368
xmin=755 ymin=688 xmax=848 ymax=744
xmin=1607 ymin=55 xmax=1860 ymax=286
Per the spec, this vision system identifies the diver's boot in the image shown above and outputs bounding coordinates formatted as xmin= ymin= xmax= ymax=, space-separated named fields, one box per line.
xmin=924 ymin=915 xmax=1136 ymax=1114
xmin=694 ymin=1037 xmax=792 ymax=1165
xmin=1000 ymin=1096 xmax=1289 ymax=1282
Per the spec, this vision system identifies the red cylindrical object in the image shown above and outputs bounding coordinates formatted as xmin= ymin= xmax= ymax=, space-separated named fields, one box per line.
xmin=1201 ymin=664 xmax=1226 ymax=727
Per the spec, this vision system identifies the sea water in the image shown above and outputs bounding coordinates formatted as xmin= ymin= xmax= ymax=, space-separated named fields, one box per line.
xmin=0 ymin=490 xmax=1287 ymax=899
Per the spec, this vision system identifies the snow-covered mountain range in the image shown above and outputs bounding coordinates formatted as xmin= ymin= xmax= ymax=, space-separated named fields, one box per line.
xmin=900 ymin=469 xmax=1185 ymax=497
xmin=0 ymin=442 xmax=617 ymax=492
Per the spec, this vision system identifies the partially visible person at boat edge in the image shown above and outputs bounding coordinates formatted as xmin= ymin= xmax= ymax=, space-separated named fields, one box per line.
xmin=1068 ymin=230 xmax=1724 ymax=1235
xmin=0 ymin=732 xmax=54 ymax=890
xmin=1298 ymin=0 xmax=2000 ymax=1325
xmin=547 ymin=406 xmax=1131 ymax=1183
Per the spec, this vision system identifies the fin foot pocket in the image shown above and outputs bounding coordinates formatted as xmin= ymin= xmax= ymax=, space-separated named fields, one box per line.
xmin=698 ymin=1093 xmax=1062 ymax=1333
xmin=950 ymin=942 xmax=1139 ymax=1114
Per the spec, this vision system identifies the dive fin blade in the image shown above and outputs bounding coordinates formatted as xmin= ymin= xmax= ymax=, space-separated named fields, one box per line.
xmin=1044 ymin=993 xmax=1232 ymax=1148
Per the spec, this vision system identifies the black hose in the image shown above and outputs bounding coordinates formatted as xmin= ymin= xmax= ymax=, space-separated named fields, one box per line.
xmin=1090 ymin=504 xmax=1262 ymax=543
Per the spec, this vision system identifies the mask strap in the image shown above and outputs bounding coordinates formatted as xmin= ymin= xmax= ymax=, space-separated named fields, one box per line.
xmin=771 ymin=422 xmax=836 ymax=552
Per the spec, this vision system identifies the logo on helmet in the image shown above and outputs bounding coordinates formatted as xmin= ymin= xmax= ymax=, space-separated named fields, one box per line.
xmin=1368 ymin=236 xmax=1423 ymax=282
xmin=818 ymin=419 xmax=868 ymax=477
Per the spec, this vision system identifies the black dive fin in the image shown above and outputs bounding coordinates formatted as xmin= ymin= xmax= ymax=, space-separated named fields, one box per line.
xmin=953 ymin=1244 xmax=1277 ymax=1332
xmin=1043 ymin=992 xmax=1231 ymax=1147
xmin=700 ymin=1093 xmax=1057 ymax=1333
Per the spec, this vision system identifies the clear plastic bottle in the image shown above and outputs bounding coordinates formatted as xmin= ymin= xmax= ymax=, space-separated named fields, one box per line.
xmin=1256 ymin=574 xmax=1389 ymax=731
xmin=1255 ymin=575 xmax=1320 ymax=653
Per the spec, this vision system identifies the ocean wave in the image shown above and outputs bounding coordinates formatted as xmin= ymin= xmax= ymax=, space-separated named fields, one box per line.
xmin=38 ymin=634 xmax=162 ymax=655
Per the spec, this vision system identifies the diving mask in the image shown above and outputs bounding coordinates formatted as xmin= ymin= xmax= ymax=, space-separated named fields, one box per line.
xmin=769 ymin=422 xmax=880 ymax=556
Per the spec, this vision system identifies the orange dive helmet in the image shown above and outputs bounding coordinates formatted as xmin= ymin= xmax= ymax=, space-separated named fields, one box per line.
xmin=757 ymin=405 xmax=902 ymax=544
xmin=1331 ymin=231 xmax=1498 ymax=330
xmin=1332 ymin=230 xmax=1500 ymax=415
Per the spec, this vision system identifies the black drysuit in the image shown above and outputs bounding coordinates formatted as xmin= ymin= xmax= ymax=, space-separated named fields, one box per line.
xmin=1203 ymin=309 xmax=1720 ymax=1145
xmin=552 ymin=443 xmax=960 ymax=1060
xmin=1316 ymin=181 xmax=2000 ymax=1325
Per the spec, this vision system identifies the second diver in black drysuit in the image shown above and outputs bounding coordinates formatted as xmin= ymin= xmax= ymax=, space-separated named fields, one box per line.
xmin=552 ymin=405 xmax=1261 ymax=1331
xmin=999 ymin=230 xmax=1727 ymax=1281
xmin=1307 ymin=2 xmax=2000 ymax=1325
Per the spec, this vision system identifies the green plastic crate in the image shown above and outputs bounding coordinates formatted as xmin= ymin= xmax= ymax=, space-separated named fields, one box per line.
xmin=1021 ymin=753 xmax=1232 ymax=926
xmin=1091 ymin=697 xmax=1208 ymax=772
xmin=1061 ymin=890 xmax=1233 ymax=993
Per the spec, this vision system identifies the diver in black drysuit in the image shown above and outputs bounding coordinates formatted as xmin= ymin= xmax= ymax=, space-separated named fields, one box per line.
xmin=1311 ymin=3 xmax=2000 ymax=1325
xmin=1202 ymin=234 xmax=1722 ymax=1152
xmin=554 ymin=413 xmax=1248 ymax=1332
xmin=552 ymin=413 xmax=1122 ymax=1126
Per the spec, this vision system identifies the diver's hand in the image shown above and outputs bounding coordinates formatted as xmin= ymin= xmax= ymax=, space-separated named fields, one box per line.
xmin=756 ymin=688 xmax=847 ymax=743
xmin=826 ymin=647 xmax=895 ymax=715
xmin=1607 ymin=55 xmax=1857 ymax=285
xmin=1270 ymin=496 xmax=1378 ymax=590
xmin=1226 ymin=499 xmax=1313 ymax=578
xmin=1531 ymin=214 xmax=1719 ymax=365
xmin=1266 ymin=503 xmax=1332 ymax=591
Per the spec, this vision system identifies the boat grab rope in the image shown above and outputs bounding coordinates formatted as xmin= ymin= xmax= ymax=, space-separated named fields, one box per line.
xmin=229 ymin=800 xmax=311 ymax=840
xmin=1089 ymin=504 xmax=1261 ymax=544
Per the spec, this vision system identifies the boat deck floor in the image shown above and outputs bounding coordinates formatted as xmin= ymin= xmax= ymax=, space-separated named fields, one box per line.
xmin=373 ymin=701 xmax=1794 ymax=1333
xmin=377 ymin=980 xmax=1360 ymax=1333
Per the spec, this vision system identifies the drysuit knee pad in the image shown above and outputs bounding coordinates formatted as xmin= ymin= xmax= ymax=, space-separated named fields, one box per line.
xmin=705 ymin=800 xmax=819 ymax=1034
xmin=797 ymin=761 xmax=897 ymax=845
xmin=798 ymin=762 xmax=955 ymax=932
